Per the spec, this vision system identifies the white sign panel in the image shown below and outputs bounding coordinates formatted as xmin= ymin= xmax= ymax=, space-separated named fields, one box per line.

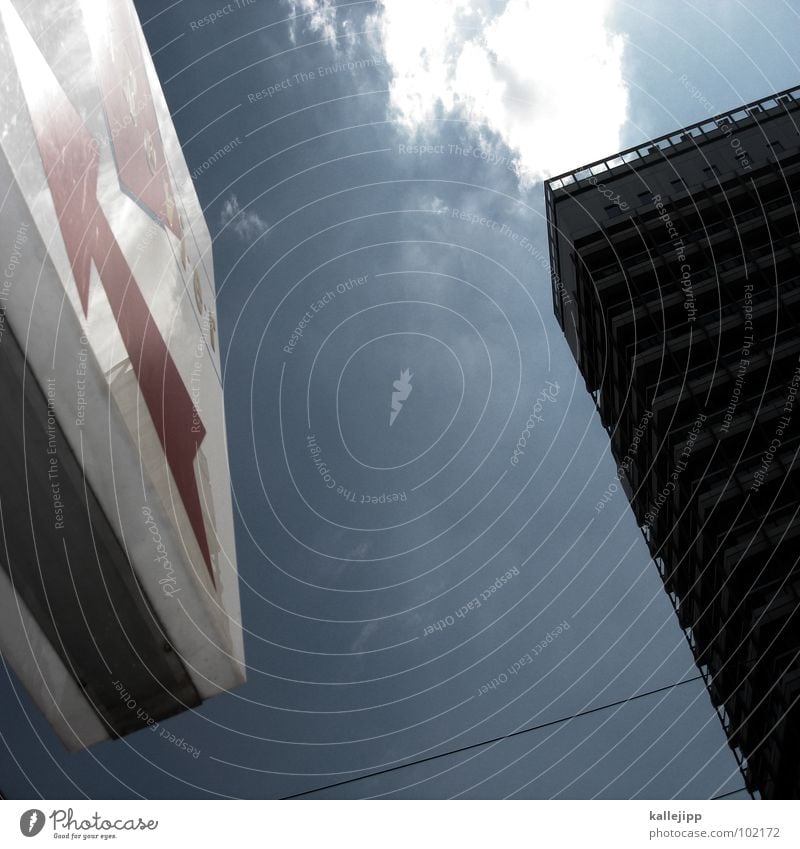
xmin=0 ymin=0 xmax=244 ymax=748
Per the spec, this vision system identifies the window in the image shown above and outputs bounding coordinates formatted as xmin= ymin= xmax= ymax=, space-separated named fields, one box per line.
xmin=670 ymin=178 xmax=685 ymax=191
xmin=604 ymin=204 xmax=623 ymax=219
xmin=768 ymin=140 xmax=785 ymax=153
xmin=703 ymin=165 xmax=721 ymax=178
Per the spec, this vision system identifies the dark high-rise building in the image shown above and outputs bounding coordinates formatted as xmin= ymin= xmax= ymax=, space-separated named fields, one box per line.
xmin=545 ymin=86 xmax=800 ymax=799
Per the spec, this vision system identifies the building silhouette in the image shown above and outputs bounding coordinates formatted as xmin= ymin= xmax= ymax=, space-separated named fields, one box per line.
xmin=545 ymin=86 xmax=800 ymax=798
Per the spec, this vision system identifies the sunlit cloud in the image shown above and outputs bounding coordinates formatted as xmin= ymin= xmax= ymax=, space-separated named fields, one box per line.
xmin=287 ymin=0 xmax=339 ymax=47
xmin=369 ymin=0 xmax=629 ymax=184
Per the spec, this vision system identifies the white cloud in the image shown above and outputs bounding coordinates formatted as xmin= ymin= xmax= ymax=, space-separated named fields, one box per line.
xmin=370 ymin=0 xmax=629 ymax=184
xmin=220 ymin=194 xmax=269 ymax=241
xmin=348 ymin=541 xmax=371 ymax=558
xmin=350 ymin=619 xmax=379 ymax=653
xmin=288 ymin=0 xmax=338 ymax=47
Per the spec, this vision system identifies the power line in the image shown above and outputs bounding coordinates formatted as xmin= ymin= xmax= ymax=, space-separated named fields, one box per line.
xmin=282 ymin=674 xmax=704 ymax=799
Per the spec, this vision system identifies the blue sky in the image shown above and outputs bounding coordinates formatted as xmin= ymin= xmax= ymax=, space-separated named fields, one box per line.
xmin=2 ymin=0 xmax=799 ymax=800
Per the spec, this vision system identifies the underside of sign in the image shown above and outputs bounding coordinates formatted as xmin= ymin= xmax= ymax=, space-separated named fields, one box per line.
xmin=0 ymin=0 xmax=245 ymax=750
